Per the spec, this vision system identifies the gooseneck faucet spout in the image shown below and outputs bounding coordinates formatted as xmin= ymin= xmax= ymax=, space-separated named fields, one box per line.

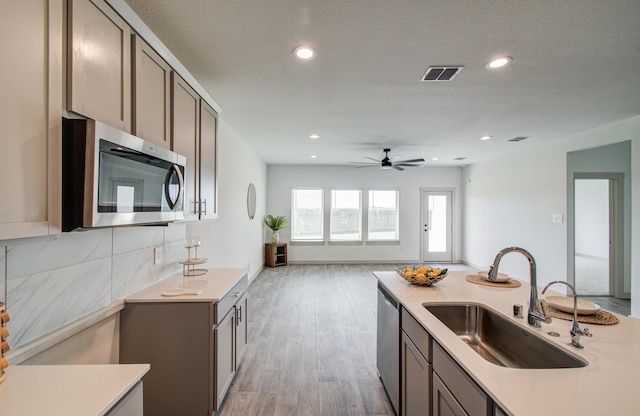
xmin=488 ymin=247 xmax=550 ymax=327
xmin=542 ymin=281 xmax=593 ymax=349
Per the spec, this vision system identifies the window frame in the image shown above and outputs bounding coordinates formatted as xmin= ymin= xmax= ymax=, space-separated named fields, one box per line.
xmin=366 ymin=189 xmax=400 ymax=243
xmin=329 ymin=189 xmax=363 ymax=243
xmin=290 ymin=188 xmax=325 ymax=243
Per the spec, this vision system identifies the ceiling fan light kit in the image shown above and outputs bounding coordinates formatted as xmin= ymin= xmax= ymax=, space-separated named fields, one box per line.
xmin=350 ymin=148 xmax=425 ymax=171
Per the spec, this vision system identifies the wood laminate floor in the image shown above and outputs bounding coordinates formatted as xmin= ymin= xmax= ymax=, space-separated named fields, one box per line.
xmin=217 ymin=264 xmax=405 ymax=416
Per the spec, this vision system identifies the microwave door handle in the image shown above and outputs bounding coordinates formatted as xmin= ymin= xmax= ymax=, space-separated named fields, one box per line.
xmin=164 ymin=164 xmax=184 ymax=210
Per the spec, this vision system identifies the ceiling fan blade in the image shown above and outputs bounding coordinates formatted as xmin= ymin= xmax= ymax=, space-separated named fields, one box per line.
xmin=392 ymin=165 xmax=405 ymax=171
xmin=395 ymin=158 xmax=425 ymax=164
xmin=364 ymin=156 xmax=381 ymax=162
xmin=395 ymin=163 xmax=423 ymax=167
xmin=350 ymin=162 xmax=379 ymax=166
xmin=354 ymin=165 xmax=378 ymax=169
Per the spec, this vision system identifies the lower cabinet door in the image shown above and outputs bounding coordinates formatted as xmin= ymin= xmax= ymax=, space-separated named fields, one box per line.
xmin=401 ymin=331 xmax=431 ymax=416
xmin=214 ymin=307 xmax=235 ymax=409
xmin=433 ymin=373 xmax=468 ymax=416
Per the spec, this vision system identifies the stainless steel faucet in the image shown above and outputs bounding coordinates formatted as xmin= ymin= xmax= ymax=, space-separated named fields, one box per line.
xmin=488 ymin=247 xmax=550 ymax=327
xmin=542 ymin=281 xmax=593 ymax=349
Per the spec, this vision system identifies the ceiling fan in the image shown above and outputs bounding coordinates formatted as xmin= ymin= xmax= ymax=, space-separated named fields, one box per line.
xmin=349 ymin=148 xmax=425 ymax=171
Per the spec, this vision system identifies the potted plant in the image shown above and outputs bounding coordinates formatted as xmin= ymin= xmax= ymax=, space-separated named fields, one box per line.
xmin=264 ymin=215 xmax=288 ymax=243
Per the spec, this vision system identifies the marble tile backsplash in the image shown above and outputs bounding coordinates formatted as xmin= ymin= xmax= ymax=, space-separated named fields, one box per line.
xmin=1 ymin=223 xmax=188 ymax=349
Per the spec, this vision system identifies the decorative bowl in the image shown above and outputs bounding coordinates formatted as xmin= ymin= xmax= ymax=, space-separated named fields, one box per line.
xmin=397 ymin=266 xmax=448 ymax=286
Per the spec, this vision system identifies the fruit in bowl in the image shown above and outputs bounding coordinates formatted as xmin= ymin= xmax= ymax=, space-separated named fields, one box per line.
xmin=397 ymin=266 xmax=448 ymax=285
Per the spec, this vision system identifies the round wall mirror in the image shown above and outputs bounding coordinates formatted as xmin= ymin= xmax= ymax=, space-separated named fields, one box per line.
xmin=247 ymin=183 xmax=257 ymax=219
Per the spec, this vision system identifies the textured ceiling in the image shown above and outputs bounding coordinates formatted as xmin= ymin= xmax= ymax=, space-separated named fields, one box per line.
xmin=123 ymin=0 xmax=640 ymax=166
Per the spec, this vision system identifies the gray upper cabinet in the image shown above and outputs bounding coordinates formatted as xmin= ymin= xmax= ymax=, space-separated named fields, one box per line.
xmin=0 ymin=0 xmax=62 ymax=240
xmin=68 ymin=0 xmax=131 ymax=131
xmin=199 ymin=100 xmax=219 ymax=220
xmin=171 ymin=72 xmax=201 ymax=221
xmin=132 ymin=34 xmax=172 ymax=149
xmin=171 ymin=72 xmax=219 ymax=221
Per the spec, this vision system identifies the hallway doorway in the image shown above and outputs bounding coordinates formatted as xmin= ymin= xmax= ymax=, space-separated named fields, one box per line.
xmin=573 ymin=174 xmax=625 ymax=299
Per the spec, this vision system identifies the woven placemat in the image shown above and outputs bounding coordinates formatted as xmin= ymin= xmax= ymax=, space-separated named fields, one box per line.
xmin=465 ymin=274 xmax=522 ymax=288
xmin=540 ymin=300 xmax=619 ymax=325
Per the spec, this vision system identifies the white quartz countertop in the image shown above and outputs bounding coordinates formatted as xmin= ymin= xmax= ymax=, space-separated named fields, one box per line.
xmin=125 ymin=268 xmax=248 ymax=303
xmin=375 ymin=270 xmax=640 ymax=416
xmin=0 ymin=364 xmax=149 ymax=416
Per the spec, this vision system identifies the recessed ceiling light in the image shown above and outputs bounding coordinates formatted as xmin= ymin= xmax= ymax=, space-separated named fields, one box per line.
xmin=309 ymin=134 xmax=320 ymax=139
xmin=431 ymin=157 xmax=439 ymax=161
xmin=310 ymin=155 xmax=317 ymax=159
xmin=294 ymin=46 xmax=316 ymax=60
xmin=486 ymin=56 xmax=512 ymax=69
xmin=480 ymin=135 xmax=492 ymax=141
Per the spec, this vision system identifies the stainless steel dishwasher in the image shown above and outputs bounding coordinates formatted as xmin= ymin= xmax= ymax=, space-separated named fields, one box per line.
xmin=377 ymin=283 xmax=399 ymax=415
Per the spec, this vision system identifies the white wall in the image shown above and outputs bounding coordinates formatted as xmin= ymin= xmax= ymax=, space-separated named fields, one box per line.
xmin=462 ymin=115 xmax=640 ymax=317
xmin=267 ymin=165 xmax=463 ymax=263
xmin=186 ymin=118 xmax=267 ymax=280
xmin=574 ymin=180 xmax=609 ymax=257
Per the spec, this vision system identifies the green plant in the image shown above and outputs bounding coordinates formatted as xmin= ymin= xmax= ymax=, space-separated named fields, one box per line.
xmin=264 ymin=215 xmax=288 ymax=231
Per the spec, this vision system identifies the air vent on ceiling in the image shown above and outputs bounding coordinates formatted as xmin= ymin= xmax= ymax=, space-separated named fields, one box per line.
xmin=421 ymin=66 xmax=463 ymax=82
xmin=508 ymin=136 xmax=529 ymax=142
xmin=454 ymin=157 xmax=467 ymax=161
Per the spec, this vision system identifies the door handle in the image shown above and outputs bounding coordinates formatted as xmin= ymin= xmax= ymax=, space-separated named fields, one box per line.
xmin=164 ymin=164 xmax=184 ymax=210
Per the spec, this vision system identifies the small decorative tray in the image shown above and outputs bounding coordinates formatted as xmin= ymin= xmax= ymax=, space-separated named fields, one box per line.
xmin=397 ymin=266 xmax=448 ymax=286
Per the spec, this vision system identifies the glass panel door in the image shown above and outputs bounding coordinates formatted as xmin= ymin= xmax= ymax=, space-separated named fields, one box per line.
xmin=422 ymin=190 xmax=452 ymax=262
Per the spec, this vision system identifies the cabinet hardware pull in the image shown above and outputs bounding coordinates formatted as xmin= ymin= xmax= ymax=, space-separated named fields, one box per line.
xmin=201 ymin=199 xmax=207 ymax=215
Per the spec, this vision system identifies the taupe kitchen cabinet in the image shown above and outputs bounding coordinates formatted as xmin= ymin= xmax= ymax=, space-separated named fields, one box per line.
xmin=132 ymin=34 xmax=172 ymax=149
xmin=401 ymin=309 xmax=431 ymax=416
xmin=119 ymin=275 xmax=248 ymax=415
xmin=68 ymin=0 xmax=131 ymax=131
xmin=199 ymin=100 xmax=219 ymax=220
xmin=171 ymin=72 xmax=200 ymax=220
xmin=0 ymin=0 xmax=62 ymax=240
xmin=432 ymin=373 xmax=467 ymax=416
xmin=215 ymin=290 xmax=248 ymax=407
xmin=171 ymin=72 xmax=219 ymax=221
xmin=432 ymin=343 xmax=490 ymax=416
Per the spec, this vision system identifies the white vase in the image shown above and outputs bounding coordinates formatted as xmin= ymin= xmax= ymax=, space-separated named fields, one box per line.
xmin=272 ymin=231 xmax=280 ymax=243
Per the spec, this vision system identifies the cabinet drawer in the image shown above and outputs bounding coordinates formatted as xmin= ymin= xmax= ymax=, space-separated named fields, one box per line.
xmin=401 ymin=307 xmax=431 ymax=362
xmin=214 ymin=275 xmax=248 ymax=324
xmin=433 ymin=342 xmax=488 ymax=416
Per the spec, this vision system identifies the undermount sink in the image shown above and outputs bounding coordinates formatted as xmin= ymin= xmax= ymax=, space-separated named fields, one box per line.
xmin=424 ymin=303 xmax=587 ymax=369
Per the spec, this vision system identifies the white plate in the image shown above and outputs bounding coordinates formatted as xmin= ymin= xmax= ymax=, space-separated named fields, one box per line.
xmin=545 ymin=295 xmax=600 ymax=315
xmin=477 ymin=271 xmax=510 ymax=283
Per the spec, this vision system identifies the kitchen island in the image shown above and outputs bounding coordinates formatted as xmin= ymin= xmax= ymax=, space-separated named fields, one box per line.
xmin=375 ymin=270 xmax=640 ymax=415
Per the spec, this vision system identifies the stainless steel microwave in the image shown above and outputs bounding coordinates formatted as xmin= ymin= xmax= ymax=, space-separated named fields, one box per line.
xmin=62 ymin=118 xmax=186 ymax=231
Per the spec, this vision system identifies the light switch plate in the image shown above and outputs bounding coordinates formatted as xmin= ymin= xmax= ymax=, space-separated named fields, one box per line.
xmin=552 ymin=214 xmax=563 ymax=223
xmin=154 ymin=247 xmax=162 ymax=265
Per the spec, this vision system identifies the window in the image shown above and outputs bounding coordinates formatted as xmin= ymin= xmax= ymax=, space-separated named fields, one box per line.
xmin=330 ymin=190 xmax=362 ymax=241
xmin=291 ymin=189 xmax=324 ymax=241
xmin=368 ymin=190 xmax=399 ymax=241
